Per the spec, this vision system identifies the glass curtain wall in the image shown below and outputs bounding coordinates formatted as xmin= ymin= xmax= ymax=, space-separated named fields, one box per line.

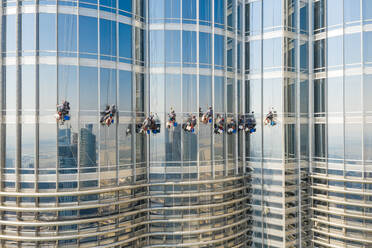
xmin=0 ymin=0 xmax=147 ymax=247
xmin=311 ymin=0 xmax=372 ymax=247
xmin=147 ymin=0 xmax=250 ymax=246
xmin=245 ymin=0 xmax=310 ymax=247
xmin=0 ymin=0 xmax=252 ymax=247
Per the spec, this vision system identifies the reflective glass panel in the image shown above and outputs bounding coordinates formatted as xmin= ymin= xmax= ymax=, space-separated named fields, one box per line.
xmin=79 ymin=16 xmax=98 ymax=54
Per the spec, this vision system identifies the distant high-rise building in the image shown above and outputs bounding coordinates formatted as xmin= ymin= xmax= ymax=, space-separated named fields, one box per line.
xmin=0 ymin=0 xmax=371 ymax=247
xmin=79 ymin=124 xmax=96 ymax=168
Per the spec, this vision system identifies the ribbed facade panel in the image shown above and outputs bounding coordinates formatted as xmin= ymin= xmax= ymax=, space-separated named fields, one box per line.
xmin=311 ymin=0 xmax=372 ymax=247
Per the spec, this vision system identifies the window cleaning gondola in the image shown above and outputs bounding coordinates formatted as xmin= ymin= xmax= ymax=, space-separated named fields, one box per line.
xmin=166 ymin=107 xmax=178 ymax=128
xmin=245 ymin=112 xmax=257 ymax=133
xmin=139 ymin=113 xmax=161 ymax=135
xmin=182 ymin=114 xmax=197 ymax=133
xmin=214 ymin=114 xmax=225 ymax=134
xmin=201 ymin=106 xmax=213 ymax=124
xmin=227 ymin=117 xmax=237 ymax=134
xmin=100 ymin=104 xmax=117 ymax=127
xmin=264 ymin=108 xmax=277 ymax=126
xmin=56 ymin=100 xmax=71 ymax=125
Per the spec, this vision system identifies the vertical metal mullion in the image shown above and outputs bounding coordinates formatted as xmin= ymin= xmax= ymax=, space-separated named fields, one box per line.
xmin=308 ymin=0 xmax=314 ymax=245
xmin=114 ymin=1 xmax=120 ymax=242
xmin=224 ymin=0 xmax=228 ymax=177
xmin=341 ymin=0 xmax=347 ymax=224
xmin=115 ymin=0 xmax=119 ymax=189
xmin=211 ymin=0 xmax=215 ymax=179
xmin=144 ymin=1 xmax=150 ymax=241
xmin=296 ymin=1 xmax=302 ymax=246
xmin=55 ymin=1 xmax=62 ymax=243
xmin=196 ymin=0 xmax=200 ymax=181
xmin=35 ymin=0 xmax=40 ymax=194
xmin=15 ymin=0 xmax=21 ymax=194
xmin=281 ymin=2 xmax=286 ymax=245
xmin=145 ymin=0 xmax=150 ymax=188
xmin=77 ymin=0 xmax=81 ymax=193
xmin=259 ymin=0 xmax=265 ymax=245
xmin=241 ymin=0 xmax=246 ymax=176
xmin=34 ymin=1 xmax=41 ymax=241
xmin=131 ymin=0 xmax=136 ymax=185
xmin=0 ymin=0 xmax=4 ymax=197
xmin=97 ymin=0 xmax=101 ymax=188
xmin=234 ymin=0 xmax=238 ymax=175
xmin=180 ymin=0 xmax=184 ymax=184
xmin=360 ymin=0 xmax=365 ymax=204
xmin=0 ymin=3 xmax=5 ymax=243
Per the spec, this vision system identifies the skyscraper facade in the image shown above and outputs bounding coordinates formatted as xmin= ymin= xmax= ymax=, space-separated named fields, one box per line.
xmin=0 ymin=0 xmax=371 ymax=248
xmin=311 ymin=0 xmax=372 ymax=247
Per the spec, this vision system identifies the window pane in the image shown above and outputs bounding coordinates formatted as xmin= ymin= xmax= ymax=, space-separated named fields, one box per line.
xmin=327 ymin=0 xmax=342 ymax=26
xmin=79 ymin=16 xmax=98 ymax=54
xmin=327 ymin=36 xmax=342 ymax=67
xmin=80 ymin=67 xmax=98 ymax=111
xmin=365 ymin=123 xmax=372 ymax=161
xmin=246 ymin=40 xmax=261 ymax=73
xmin=182 ymin=74 xmax=197 ymax=113
xmin=263 ymin=0 xmax=282 ymax=29
xmin=119 ymin=0 xmax=131 ymax=12
xmin=214 ymin=0 xmax=224 ymax=24
xmin=165 ymin=31 xmax=180 ymax=63
xmin=263 ymin=38 xmax=282 ymax=68
xmin=345 ymin=75 xmax=361 ymax=113
xmin=314 ymin=39 xmax=325 ymax=69
xmin=119 ymin=23 xmax=132 ymax=59
xmin=344 ymin=0 xmax=360 ymax=22
xmin=22 ymin=65 xmax=35 ymax=111
xmin=6 ymin=15 xmax=16 ymax=52
xmin=118 ymin=71 xmax=132 ymax=112
xmin=246 ymin=1 xmax=261 ymax=34
xmin=314 ymin=79 xmax=325 ymax=114
xmin=100 ymin=68 xmax=117 ymax=111
xmin=58 ymin=14 xmax=77 ymax=53
xmin=39 ymin=14 xmax=56 ymax=51
xmin=214 ymin=35 xmax=224 ymax=66
xmin=345 ymin=33 xmax=361 ymax=64
xmin=6 ymin=66 xmax=16 ymax=111
xmin=150 ymin=30 xmax=164 ymax=64
xmin=182 ymin=0 xmax=196 ymax=20
xmin=6 ymin=124 xmax=16 ymax=169
xmin=345 ymin=123 xmax=362 ymax=160
xmin=199 ymin=75 xmax=212 ymax=108
xmin=39 ymin=65 xmax=57 ymax=112
xmin=227 ymin=79 xmax=234 ymax=113
xmin=328 ymin=124 xmax=343 ymax=160
xmin=100 ymin=19 xmax=117 ymax=57
xmin=166 ymin=74 xmax=181 ymax=113
xmin=199 ymin=0 xmax=211 ymax=23
xmin=22 ymin=14 xmax=35 ymax=51
xmin=327 ymin=77 xmax=343 ymax=113
xmin=365 ymin=75 xmax=372 ymax=112
xmin=199 ymin=75 xmax=212 ymax=162
xmin=314 ymin=0 xmax=325 ymax=30
xmin=100 ymin=0 xmax=116 ymax=8
xmin=199 ymin=32 xmax=211 ymax=65
xmin=182 ymin=31 xmax=196 ymax=64
xmin=149 ymin=0 xmax=164 ymax=19
xmin=39 ymin=124 xmax=57 ymax=170
xmin=58 ymin=65 xmax=78 ymax=111
xmin=165 ymin=0 xmax=180 ymax=19
xmin=363 ymin=0 xmax=372 ymax=20
xmin=364 ymin=32 xmax=372 ymax=63
xmin=214 ymin=76 xmax=224 ymax=113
